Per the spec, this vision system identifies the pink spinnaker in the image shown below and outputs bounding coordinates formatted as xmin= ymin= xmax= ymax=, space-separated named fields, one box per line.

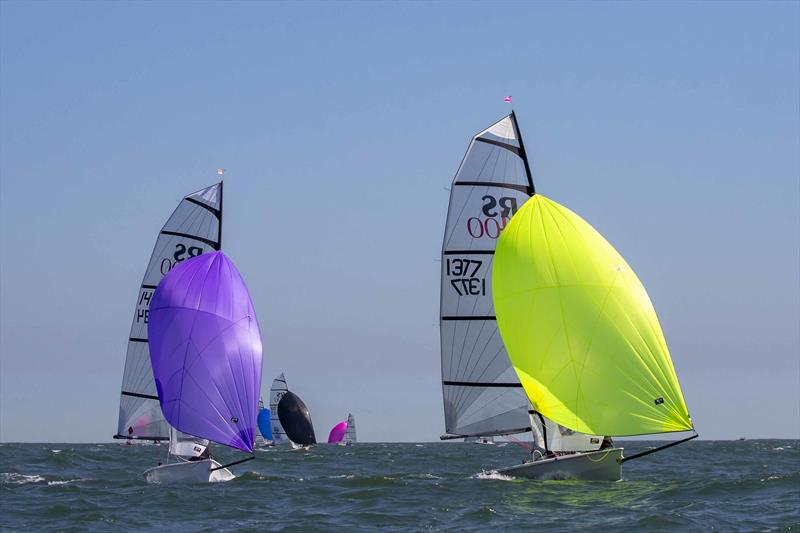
xmin=327 ymin=421 xmax=348 ymax=444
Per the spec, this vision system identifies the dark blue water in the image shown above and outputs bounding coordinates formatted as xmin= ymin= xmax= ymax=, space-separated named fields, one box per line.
xmin=2 ymin=440 xmax=798 ymax=531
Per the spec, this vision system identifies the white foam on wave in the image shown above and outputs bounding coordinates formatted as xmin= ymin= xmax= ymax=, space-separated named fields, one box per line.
xmin=47 ymin=478 xmax=88 ymax=486
xmin=472 ymin=470 xmax=515 ymax=481
xmin=1 ymin=473 xmax=45 ymax=485
xmin=51 ymin=449 xmax=62 ymax=454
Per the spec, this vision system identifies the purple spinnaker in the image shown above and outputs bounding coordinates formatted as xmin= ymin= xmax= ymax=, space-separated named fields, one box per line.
xmin=148 ymin=252 xmax=263 ymax=452
xmin=327 ymin=421 xmax=348 ymax=444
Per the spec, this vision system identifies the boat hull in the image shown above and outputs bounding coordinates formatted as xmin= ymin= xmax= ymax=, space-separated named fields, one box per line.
xmin=143 ymin=459 xmax=235 ymax=484
xmin=498 ymin=447 xmax=623 ymax=481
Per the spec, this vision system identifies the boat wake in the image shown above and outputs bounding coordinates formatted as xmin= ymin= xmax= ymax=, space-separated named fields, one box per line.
xmin=472 ymin=470 xmax=515 ymax=482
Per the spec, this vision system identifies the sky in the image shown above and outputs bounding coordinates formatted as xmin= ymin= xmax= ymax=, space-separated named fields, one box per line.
xmin=1 ymin=1 xmax=798 ymax=443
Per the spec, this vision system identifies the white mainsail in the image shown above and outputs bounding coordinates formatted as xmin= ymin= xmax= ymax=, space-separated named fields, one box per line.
xmin=115 ymin=182 xmax=223 ymax=441
xmin=440 ymin=114 xmax=533 ymax=438
xmin=439 ymin=113 xmax=602 ymax=450
xmin=269 ymin=373 xmax=289 ymax=444
xmin=344 ymin=413 xmax=357 ymax=444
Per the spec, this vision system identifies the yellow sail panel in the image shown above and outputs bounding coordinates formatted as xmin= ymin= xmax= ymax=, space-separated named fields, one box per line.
xmin=492 ymin=195 xmax=692 ymax=436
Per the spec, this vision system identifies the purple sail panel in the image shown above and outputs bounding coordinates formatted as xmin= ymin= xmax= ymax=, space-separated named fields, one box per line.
xmin=328 ymin=421 xmax=348 ymax=444
xmin=148 ymin=252 xmax=263 ymax=452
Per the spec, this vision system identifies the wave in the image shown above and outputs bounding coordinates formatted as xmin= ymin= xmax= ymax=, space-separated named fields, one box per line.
xmin=1 ymin=472 xmax=45 ymax=485
xmin=472 ymin=470 xmax=515 ymax=481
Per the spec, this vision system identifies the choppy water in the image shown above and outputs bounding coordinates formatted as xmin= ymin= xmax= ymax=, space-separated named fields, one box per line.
xmin=1 ymin=440 xmax=798 ymax=531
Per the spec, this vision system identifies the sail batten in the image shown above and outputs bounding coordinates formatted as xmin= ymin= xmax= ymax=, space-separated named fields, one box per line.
xmin=116 ymin=183 xmax=222 ymax=441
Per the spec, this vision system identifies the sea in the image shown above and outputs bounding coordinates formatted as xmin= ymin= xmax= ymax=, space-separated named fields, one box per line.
xmin=1 ymin=440 xmax=798 ymax=531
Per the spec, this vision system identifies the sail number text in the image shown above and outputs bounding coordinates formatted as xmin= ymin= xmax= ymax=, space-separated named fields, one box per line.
xmin=466 ymin=195 xmax=519 ymax=239
xmin=446 ymin=259 xmax=486 ymax=296
xmin=159 ymin=244 xmax=205 ymax=275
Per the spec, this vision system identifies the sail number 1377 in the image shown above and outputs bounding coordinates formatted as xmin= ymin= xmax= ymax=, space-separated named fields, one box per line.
xmin=446 ymin=258 xmax=486 ymax=296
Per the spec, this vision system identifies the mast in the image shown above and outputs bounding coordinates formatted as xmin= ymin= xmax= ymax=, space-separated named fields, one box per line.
xmin=509 ymin=111 xmax=535 ymax=195
xmin=217 ymin=180 xmax=223 ymax=250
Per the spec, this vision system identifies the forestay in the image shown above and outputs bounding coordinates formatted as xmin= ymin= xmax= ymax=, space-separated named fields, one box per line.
xmin=439 ymin=113 xmax=534 ymax=438
xmin=115 ymin=183 xmax=222 ymax=441
xmin=270 ymin=374 xmax=289 ymax=444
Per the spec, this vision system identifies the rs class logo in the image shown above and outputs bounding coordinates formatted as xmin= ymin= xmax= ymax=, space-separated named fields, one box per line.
xmin=467 ymin=195 xmax=519 ymax=239
xmin=159 ymin=244 xmax=205 ymax=275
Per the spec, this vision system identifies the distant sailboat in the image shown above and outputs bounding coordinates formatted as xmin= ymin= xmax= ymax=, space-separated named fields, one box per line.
xmin=277 ymin=391 xmax=316 ymax=447
xmin=344 ymin=413 xmax=357 ymax=445
xmin=143 ymin=251 xmax=262 ymax=483
xmin=327 ymin=413 xmax=357 ymax=445
xmin=115 ymin=182 xmax=222 ymax=443
xmin=440 ymin=113 xmax=696 ymax=480
xmin=269 ymin=374 xmax=289 ymax=444
xmin=256 ymin=398 xmax=273 ymax=447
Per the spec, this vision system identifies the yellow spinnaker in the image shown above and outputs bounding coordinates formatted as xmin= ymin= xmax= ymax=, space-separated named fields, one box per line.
xmin=493 ymin=195 xmax=692 ymax=436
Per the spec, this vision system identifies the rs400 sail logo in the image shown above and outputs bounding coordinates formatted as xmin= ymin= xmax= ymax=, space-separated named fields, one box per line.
xmin=466 ymin=195 xmax=519 ymax=239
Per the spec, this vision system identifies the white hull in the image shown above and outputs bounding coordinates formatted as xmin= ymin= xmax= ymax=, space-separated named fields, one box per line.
xmin=143 ymin=459 xmax=235 ymax=484
xmin=498 ymin=448 xmax=623 ymax=481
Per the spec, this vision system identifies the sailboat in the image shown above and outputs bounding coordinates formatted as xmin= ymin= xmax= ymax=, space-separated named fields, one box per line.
xmin=440 ymin=112 xmax=696 ymax=480
xmin=277 ymin=391 xmax=317 ymax=447
xmin=115 ymin=182 xmax=222 ymax=444
xmin=143 ymin=251 xmax=263 ymax=483
xmin=269 ymin=373 xmax=289 ymax=444
xmin=256 ymin=398 xmax=274 ymax=447
xmin=344 ymin=413 xmax=357 ymax=445
xmin=327 ymin=413 xmax=357 ymax=445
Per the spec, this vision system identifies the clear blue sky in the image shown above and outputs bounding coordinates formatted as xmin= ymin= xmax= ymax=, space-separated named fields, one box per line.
xmin=1 ymin=1 xmax=798 ymax=442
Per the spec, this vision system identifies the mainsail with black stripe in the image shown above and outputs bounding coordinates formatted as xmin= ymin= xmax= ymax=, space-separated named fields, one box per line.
xmin=439 ymin=113 xmax=534 ymax=439
xmin=114 ymin=182 xmax=223 ymax=441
